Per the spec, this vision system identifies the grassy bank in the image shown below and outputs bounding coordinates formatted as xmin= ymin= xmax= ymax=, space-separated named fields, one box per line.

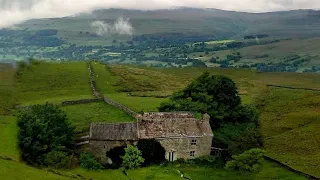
xmin=259 ymin=87 xmax=320 ymax=177
xmin=16 ymin=61 xmax=92 ymax=106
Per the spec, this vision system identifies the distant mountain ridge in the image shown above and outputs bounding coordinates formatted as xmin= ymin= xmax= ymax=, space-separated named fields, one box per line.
xmin=20 ymin=8 xmax=320 ymax=39
xmin=72 ymin=8 xmax=320 ymax=38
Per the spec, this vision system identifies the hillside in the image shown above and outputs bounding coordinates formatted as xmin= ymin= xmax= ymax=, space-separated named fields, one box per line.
xmin=259 ymin=87 xmax=320 ymax=177
xmin=1 ymin=61 xmax=318 ymax=179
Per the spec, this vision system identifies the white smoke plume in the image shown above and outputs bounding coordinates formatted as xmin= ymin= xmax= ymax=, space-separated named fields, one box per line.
xmin=113 ymin=18 xmax=133 ymax=35
xmin=91 ymin=18 xmax=134 ymax=36
xmin=91 ymin=21 xmax=109 ymax=36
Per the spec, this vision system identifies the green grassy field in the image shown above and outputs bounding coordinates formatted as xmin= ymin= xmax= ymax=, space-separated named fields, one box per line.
xmin=178 ymin=162 xmax=307 ymax=180
xmin=259 ymin=87 xmax=320 ymax=177
xmin=0 ymin=159 xmax=72 ymax=180
xmin=16 ymin=61 xmax=93 ymax=106
xmin=61 ymin=102 xmax=135 ymax=133
xmin=0 ymin=116 xmax=19 ymax=160
xmin=91 ymin=64 xmax=320 ymax=112
xmin=0 ymin=64 xmax=17 ymax=114
xmin=106 ymin=93 xmax=167 ymax=112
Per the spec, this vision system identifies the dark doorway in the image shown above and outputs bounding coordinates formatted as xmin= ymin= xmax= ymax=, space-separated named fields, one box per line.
xmin=137 ymin=139 xmax=166 ymax=166
xmin=106 ymin=146 xmax=126 ymax=169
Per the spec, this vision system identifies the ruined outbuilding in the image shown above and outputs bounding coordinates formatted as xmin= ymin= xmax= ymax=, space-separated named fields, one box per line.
xmin=89 ymin=112 xmax=213 ymax=163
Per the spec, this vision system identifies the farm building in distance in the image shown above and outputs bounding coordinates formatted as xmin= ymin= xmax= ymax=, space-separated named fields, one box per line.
xmin=89 ymin=112 xmax=213 ymax=163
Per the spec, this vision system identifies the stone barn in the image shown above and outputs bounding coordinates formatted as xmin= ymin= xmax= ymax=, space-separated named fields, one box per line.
xmin=89 ymin=112 xmax=213 ymax=163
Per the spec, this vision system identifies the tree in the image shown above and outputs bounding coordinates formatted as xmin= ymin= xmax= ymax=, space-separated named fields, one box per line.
xmin=44 ymin=150 xmax=70 ymax=169
xmin=225 ymin=148 xmax=265 ymax=172
xmin=80 ymin=152 xmax=103 ymax=171
xmin=122 ymin=145 xmax=144 ymax=169
xmin=214 ymin=122 xmax=262 ymax=155
xmin=158 ymin=72 xmax=261 ymax=155
xmin=18 ymin=103 xmax=75 ymax=166
xmin=159 ymin=72 xmax=242 ymax=128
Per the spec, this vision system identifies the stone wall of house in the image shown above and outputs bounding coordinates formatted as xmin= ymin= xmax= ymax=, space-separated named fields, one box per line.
xmin=89 ymin=140 xmax=137 ymax=164
xmin=157 ymin=136 xmax=213 ymax=161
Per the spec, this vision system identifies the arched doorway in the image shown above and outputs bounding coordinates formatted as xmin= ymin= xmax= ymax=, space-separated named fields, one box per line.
xmin=137 ymin=139 xmax=166 ymax=166
xmin=106 ymin=146 xmax=126 ymax=169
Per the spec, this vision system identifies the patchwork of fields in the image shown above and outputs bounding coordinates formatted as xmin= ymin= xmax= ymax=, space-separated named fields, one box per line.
xmin=0 ymin=61 xmax=319 ymax=179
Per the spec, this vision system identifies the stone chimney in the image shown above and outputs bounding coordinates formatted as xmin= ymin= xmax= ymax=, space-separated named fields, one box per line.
xmin=203 ymin=113 xmax=210 ymax=122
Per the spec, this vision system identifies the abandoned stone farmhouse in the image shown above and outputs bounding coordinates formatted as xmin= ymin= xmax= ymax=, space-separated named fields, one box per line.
xmin=89 ymin=112 xmax=213 ymax=163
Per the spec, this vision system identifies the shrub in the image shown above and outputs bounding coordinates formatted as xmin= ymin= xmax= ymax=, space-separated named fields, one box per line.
xmin=214 ymin=122 xmax=262 ymax=155
xmin=225 ymin=148 xmax=265 ymax=172
xmin=80 ymin=152 xmax=103 ymax=171
xmin=18 ymin=103 xmax=75 ymax=166
xmin=44 ymin=151 xmax=70 ymax=169
xmin=188 ymin=156 xmax=216 ymax=166
xmin=122 ymin=145 xmax=144 ymax=169
xmin=175 ymin=158 xmax=186 ymax=164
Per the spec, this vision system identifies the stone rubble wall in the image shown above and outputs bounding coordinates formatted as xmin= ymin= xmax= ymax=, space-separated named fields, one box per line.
xmin=61 ymin=98 xmax=103 ymax=106
xmin=267 ymin=84 xmax=320 ymax=92
xmin=103 ymin=97 xmax=138 ymax=117
xmin=88 ymin=63 xmax=103 ymax=99
xmin=88 ymin=63 xmax=138 ymax=118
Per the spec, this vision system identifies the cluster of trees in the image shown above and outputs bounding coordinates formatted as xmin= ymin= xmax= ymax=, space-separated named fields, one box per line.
xmin=159 ymin=72 xmax=262 ymax=156
xmin=255 ymin=55 xmax=311 ymax=72
xmin=18 ymin=104 xmax=75 ymax=168
xmin=210 ymin=52 xmax=242 ymax=68
xmin=23 ymin=36 xmax=64 ymax=47
xmin=133 ymin=33 xmax=216 ymax=46
xmin=35 ymin=29 xmax=58 ymax=36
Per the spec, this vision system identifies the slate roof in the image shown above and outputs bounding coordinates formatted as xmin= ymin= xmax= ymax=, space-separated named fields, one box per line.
xmin=137 ymin=118 xmax=213 ymax=139
xmin=90 ymin=112 xmax=213 ymax=141
xmin=90 ymin=122 xmax=138 ymax=140
xmin=141 ymin=112 xmax=195 ymax=119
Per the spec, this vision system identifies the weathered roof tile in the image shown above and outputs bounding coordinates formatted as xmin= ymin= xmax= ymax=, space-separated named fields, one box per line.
xmin=90 ymin=122 xmax=138 ymax=140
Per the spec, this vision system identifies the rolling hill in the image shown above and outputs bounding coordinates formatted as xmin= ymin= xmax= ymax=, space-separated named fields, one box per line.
xmin=20 ymin=8 xmax=320 ymax=39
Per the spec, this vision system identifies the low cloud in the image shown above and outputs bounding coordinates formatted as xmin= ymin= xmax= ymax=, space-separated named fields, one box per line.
xmin=91 ymin=18 xmax=134 ymax=36
xmin=0 ymin=0 xmax=320 ymax=29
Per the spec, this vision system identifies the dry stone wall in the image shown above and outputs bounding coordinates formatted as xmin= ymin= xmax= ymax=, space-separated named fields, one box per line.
xmin=61 ymin=98 xmax=103 ymax=106
xmin=267 ymin=84 xmax=320 ymax=92
xmin=88 ymin=63 xmax=138 ymax=118
xmin=88 ymin=63 xmax=103 ymax=98
xmin=103 ymin=97 xmax=138 ymax=117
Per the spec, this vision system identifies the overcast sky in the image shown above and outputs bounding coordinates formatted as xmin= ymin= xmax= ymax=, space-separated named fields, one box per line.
xmin=0 ymin=0 xmax=319 ymax=28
